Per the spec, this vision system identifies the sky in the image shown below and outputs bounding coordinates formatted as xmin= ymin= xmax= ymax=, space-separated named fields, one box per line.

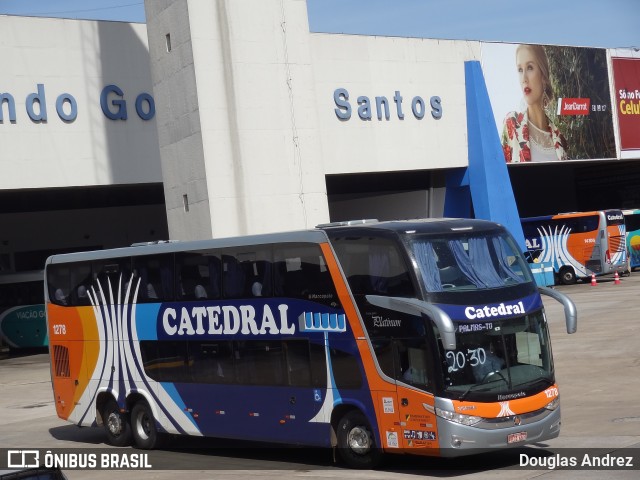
xmin=0 ymin=0 xmax=638 ymax=49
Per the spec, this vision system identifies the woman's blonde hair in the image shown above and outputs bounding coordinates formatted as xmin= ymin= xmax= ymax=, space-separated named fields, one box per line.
xmin=516 ymin=44 xmax=553 ymax=105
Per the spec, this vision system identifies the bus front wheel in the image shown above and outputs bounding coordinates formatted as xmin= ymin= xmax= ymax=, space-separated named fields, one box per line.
xmin=131 ymin=401 xmax=159 ymax=449
xmin=559 ymin=267 xmax=576 ymax=285
xmin=336 ymin=411 xmax=381 ymax=469
xmin=103 ymin=398 xmax=132 ymax=447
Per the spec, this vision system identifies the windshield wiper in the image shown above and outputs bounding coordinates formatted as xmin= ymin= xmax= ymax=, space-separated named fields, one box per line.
xmin=513 ymin=376 xmax=554 ymax=391
xmin=458 ymin=371 xmax=508 ymax=401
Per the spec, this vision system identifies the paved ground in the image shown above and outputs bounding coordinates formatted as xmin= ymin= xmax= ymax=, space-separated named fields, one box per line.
xmin=0 ymin=274 xmax=638 ymax=479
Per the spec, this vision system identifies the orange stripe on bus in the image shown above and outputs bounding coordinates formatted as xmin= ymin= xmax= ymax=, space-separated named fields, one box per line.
xmin=320 ymin=242 xmax=398 ymax=447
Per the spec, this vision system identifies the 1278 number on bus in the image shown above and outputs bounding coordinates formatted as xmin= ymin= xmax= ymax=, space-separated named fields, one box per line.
xmin=53 ymin=324 xmax=67 ymax=335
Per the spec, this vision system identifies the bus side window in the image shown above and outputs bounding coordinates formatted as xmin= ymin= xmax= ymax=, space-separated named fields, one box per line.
xmin=92 ymin=259 xmax=132 ymax=303
xmin=329 ymin=346 xmax=362 ymax=389
xmin=330 ymin=236 xmax=415 ymax=297
xmin=134 ymin=254 xmax=174 ymax=303
xmin=395 ymin=339 xmax=431 ymax=388
xmin=47 ymin=265 xmax=70 ymax=306
xmin=292 ymin=255 xmax=323 ymax=297
xmin=189 ymin=341 xmax=234 ymax=384
xmin=235 ymin=340 xmax=285 ymax=386
xmin=54 ymin=288 xmax=68 ymax=305
xmin=371 ymin=339 xmax=395 ymax=380
xmin=244 ymin=258 xmax=272 ymax=298
xmin=179 ymin=264 xmax=207 ymax=300
xmin=273 ymin=244 xmax=338 ymax=306
xmin=140 ymin=340 xmax=189 ymax=383
xmin=68 ymin=263 xmax=92 ymax=306
xmin=76 ymin=285 xmax=90 ymax=305
xmin=206 ymin=256 xmax=221 ymax=298
xmin=309 ymin=341 xmax=327 ymax=387
xmin=284 ymin=340 xmax=312 ymax=386
xmin=222 ymin=247 xmax=272 ymax=299
xmin=222 ymin=255 xmax=247 ymax=298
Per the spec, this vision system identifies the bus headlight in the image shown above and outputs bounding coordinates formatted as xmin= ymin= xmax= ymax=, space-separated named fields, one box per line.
xmin=435 ymin=407 xmax=482 ymax=426
xmin=544 ymin=397 xmax=560 ymax=411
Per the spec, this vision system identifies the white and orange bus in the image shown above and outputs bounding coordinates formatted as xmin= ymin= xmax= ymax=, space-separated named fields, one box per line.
xmin=521 ymin=210 xmax=627 ymax=285
xmin=45 ymin=219 xmax=576 ymax=468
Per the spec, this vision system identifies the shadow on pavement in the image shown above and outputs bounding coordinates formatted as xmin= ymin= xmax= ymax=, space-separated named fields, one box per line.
xmin=48 ymin=424 xmax=546 ymax=474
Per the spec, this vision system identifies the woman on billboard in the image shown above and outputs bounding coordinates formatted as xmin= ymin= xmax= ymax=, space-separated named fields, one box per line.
xmin=501 ymin=44 xmax=568 ymax=163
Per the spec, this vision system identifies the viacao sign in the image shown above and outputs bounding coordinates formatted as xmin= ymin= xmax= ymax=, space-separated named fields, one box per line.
xmin=0 ymin=83 xmax=155 ymax=123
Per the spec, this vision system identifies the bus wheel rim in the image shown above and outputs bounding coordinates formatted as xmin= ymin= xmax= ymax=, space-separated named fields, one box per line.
xmin=107 ymin=412 xmax=123 ymax=436
xmin=136 ymin=411 xmax=151 ymax=440
xmin=347 ymin=426 xmax=371 ymax=454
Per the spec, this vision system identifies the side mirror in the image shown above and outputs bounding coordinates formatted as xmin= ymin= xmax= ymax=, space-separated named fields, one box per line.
xmin=365 ymin=295 xmax=457 ymax=350
xmin=538 ymin=286 xmax=577 ymax=334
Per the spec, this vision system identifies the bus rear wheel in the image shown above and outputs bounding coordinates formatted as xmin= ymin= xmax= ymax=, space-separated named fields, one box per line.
xmin=103 ymin=398 xmax=132 ymax=447
xmin=336 ymin=411 xmax=381 ymax=469
xmin=559 ymin=267 xmax=576 ymax=285
xmin=131 ymin=401 xmax=159 ymax=449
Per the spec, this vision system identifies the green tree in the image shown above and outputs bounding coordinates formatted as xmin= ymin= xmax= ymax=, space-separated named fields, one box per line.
xmin=545 ymin=46 xmax=616 ymax=160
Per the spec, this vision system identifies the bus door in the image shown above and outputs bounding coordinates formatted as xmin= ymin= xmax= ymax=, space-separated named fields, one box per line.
xmin=367 ymin=315 xmax=438 ymax=452
xmin=392 ymin=336 xmax=439 ymax=452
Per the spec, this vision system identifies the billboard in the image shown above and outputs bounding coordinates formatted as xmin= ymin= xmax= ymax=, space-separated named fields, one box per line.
xmin=611 ymin=56 xmax=640 ymax=158
xmin=482 ymin=43 xmax=616 ymax=163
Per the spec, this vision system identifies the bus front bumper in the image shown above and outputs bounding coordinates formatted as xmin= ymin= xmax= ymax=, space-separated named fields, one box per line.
xmin=436 ymin=406 xmax=561 ymax=456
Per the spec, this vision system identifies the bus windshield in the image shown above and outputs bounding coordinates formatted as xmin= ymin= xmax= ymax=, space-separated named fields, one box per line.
xmin=437 ymin=311 xmax=553 ymax=401
xmin=410 ymin=231 xmax=533 ymax=293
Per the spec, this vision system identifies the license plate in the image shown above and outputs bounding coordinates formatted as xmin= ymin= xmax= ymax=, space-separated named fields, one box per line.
xmin=507 ymin=431 xmax=527 ymax=444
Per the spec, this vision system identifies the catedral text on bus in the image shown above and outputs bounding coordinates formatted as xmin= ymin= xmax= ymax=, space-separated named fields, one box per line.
xmin=45 ymin=219 xmax=577 ymax=468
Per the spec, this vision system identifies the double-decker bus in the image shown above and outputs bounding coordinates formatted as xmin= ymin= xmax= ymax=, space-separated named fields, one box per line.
xmin=45 ymin=219 xmax=576 ymax=468
xmin=521 ymin=210 xmax=627 ymax=285
xmin=623 ymin=209 xmax=640 ymax=271
xmin=0 ymin=271 xmax=47 ymax=351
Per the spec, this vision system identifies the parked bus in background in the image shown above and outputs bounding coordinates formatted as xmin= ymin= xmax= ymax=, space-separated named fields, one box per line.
xmin=45 ymin=219 xmax=576 ymax=468
xmin=0 ymin=271 xmax=47 ymax=351
xmin=623 ymin=209 xmax=640 ymax=271
xmin=521 ymin=210 xmax=627 ymax=285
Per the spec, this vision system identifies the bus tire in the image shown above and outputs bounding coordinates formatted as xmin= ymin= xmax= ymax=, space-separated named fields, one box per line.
xmin=559 ymin=267 xmax=576 ymax=285
xmin=131 ymin=401 xmax=159 ymax=449
xmin=103 ymin=398 xmax=132 ymax=447
xmin=336 ymin=410 xmax=381 ymax=469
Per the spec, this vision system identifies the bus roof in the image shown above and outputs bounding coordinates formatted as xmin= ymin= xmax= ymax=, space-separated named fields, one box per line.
xmin=44 ymin=218 xmax=504 ymax=266
xmin=318 ymin=217 xmax=503 ymax=234
xmin=522 ymin=210 xmax=622 ymax=222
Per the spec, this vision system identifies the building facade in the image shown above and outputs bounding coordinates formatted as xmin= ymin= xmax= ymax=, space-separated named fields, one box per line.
xmin=143 ymin=0 xmax=640 ymax=242
xmin=1 ymin=2 xmax=639 ymax=272
xmin=0 ymin=15 xmax=168 ymax=271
